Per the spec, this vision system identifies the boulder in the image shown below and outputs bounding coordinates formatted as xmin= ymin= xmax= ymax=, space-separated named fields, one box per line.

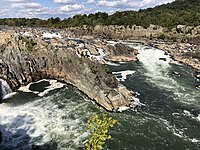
xmin=85 ymin=44 xmax=99 ymax=55
xmin=105 ymin=43 xmax=138 ymax=62
xmin=172 ymin=71 xmax=181 ymax=76
xmin=159 ymin=58 xmax=167 ymax=61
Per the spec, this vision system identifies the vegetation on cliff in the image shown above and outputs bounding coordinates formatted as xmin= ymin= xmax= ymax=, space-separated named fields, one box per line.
xmin=0 ymin=0 xmax=200 ymax=29
xmin=86 ymin=112 xmax=116 ymax=150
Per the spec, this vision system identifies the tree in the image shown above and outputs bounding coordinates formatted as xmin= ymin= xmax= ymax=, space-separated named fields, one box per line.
xmin=86 ymin=112 xmax=117 ymax=150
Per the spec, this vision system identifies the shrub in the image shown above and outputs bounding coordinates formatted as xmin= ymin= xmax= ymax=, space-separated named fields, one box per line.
xmin=157 ymin=33 xmax=166 ymax=40
xmin=86 ymin=113 xmax=117 ymax=150
xmin=22 ymin=37 xmax=37 ymax=52
xmin=68 ymin=59 xmax=72 ymax=63
xmin=90 ymin=65 xmax=98 ymax=74
xmin=104 ymin=67 xmax=111 ymax=74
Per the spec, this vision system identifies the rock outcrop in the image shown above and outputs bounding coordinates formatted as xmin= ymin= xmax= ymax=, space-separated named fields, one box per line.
xmin=68 ymin=25 xmax=164 ymax=40
xmin=67 ymin=25 xmax=200 ymax=44
xmin=105 ymin=43 xmax=138 ymax=62
xmin=0 ymin=30 xmax=136 ymax=111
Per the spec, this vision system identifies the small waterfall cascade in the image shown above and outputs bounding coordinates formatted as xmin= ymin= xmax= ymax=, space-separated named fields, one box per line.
xmin=0 ymin=79 xmax=12 ymax=100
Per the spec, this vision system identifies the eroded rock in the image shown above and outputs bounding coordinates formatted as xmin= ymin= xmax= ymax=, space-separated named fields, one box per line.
xmin=0 ymin=30 xmax=136 ymax=111
xmin=105 ymin=43 xmax=138 ymax=62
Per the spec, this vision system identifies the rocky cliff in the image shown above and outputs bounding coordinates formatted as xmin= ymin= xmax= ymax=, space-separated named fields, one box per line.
xmin=68 ymin=25 xmax=200 ymax=44
xmin=68 ymin=24 xmax=164 ymax=40
xmin=0 ymin=30 xmax=136 ymax=111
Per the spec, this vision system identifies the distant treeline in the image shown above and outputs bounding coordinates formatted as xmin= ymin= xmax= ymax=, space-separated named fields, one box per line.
xmin=0 ymin=0 xmax=200 ymax=29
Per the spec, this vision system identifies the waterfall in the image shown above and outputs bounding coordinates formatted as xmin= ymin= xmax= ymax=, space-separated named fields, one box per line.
xmin=0 ymin=79 xmax=13 ymax=101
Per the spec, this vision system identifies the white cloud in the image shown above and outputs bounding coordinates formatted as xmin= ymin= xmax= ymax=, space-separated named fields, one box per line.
xmin=139 ymin=0 xmax=175 ymax=7
xmin=8 ymin=0 xmax=32 ymax=2
xmin=87 ymin=0 xmax=96 ymax=3
xmin=53 ymin=0 xmax=76 ymax=4
xmin=0 ymin=9 xmax=8 ymax=14
xmin=60 ymin=4 xmax=84 ymax=12
xmin=97 ymin=0 xmax=175 ymax=9
xmin=11 ymin=2 xmax=41 ymax=8
xmin=158 ymin=0 xmax=175 ymax=5
xmin=97 ymin=0 xmax=134 ymax=8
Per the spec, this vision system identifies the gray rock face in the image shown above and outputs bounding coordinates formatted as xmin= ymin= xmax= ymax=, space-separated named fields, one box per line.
xmin=105 ymin=43 xmax=138 ymax=62
xmin=69 ymin=25 xmax=163 ymax=40
xmin=0 ymin=30 xmax=135 ymax=111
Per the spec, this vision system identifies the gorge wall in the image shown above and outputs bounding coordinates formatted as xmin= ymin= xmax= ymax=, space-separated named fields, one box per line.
xmin=0 ymin=30 xmax=136 ymax=111
xmin=68 ymin=25 xmax=200 ymax=43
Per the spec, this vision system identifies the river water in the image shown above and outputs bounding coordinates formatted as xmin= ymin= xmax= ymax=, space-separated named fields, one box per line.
xmin=0 ymin=43 xmax=200 ymax=150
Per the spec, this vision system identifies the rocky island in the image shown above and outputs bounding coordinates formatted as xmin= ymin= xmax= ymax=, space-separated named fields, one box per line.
xmin=0 ymin=28 xmax=139 ymax=111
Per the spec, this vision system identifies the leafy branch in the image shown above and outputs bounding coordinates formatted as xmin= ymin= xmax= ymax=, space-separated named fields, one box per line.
xmin=86 ymin=113 xmax=117 ymax=150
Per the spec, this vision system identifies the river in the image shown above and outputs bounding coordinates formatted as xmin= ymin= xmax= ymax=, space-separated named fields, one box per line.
xmin=0 ymin=43 xmax=200 ymax=150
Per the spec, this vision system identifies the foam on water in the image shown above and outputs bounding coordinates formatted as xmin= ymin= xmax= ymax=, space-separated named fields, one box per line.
xmin=18 ymin=79 xmax=66 ymax=97
xmin=133 ymin=45 xmax=175 ymax=87
xmin=42 ymin=32 xmax=62 ymax=39
xmin=183 ymin=110 xmax=200 ymax=122
xmin=105 ymin=61 xmax=120 ymax=66
xmin=117 ymin=106 xmax=130 ymax=112
xmin=159 ymin=118 xmax=200 ymax=143
xmin=38 ymin=80 xmax=66 ymax=97
xmin=113 ymin=70 xmax=136 ymax=81
xmin=132 ymin=97 xmax=146 ymax=106
xmin=20 ymin=31 xmax=31 ymax=37
xmin=88 ymin=48 xmax=120 ymax=66
xmin=0 ymin=79 xmax=14 ymax=100
xmin=89 ymin=48 xmax=106 ymax=62
xmin=126 ymin=43 xmax=199 ymax=105
xmin=2 ymin=92 xmax=17 ymax=100
xmin=0 ymin=88 xmax=93 ymax=149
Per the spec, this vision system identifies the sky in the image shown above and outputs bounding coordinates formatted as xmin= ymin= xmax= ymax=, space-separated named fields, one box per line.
xmin=0 ymin=0 xmax=175 ymax=19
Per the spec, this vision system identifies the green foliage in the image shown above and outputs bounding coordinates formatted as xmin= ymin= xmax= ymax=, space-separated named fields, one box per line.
xmin=90 ymin=65 xmax=98 ymax=74
xmin=170 ymin=36 xmax=177 ymax=42
xmin=157 ymin=33 xmax=166 ymax=40
xmin=104 ymin=67 xmax=111 ymax=74
xmin=86 ymin=113 xmax=117 ymax=150
xmin=0 ymin=0 xmax=200 ymax=29
xmin=68 ymin=59 xmax=72 ymax=63
xmin=22 ymin=37 xmax=36 ymax=52
xmin=27 ymin=43 xmax=33 ymax=52
xmin=79 ymin=57 xmax=83 ymax=64
xmin=28 ymin=39 xmax=36 ymax=52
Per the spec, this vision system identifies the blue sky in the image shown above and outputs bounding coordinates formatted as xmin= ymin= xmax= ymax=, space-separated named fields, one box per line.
xmin=0 ymin=0 xmax=175 ymax=19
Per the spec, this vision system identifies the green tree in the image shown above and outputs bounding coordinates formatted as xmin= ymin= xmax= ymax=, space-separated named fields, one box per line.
xmin=86 ymin=112 xmax=117 ymax=150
